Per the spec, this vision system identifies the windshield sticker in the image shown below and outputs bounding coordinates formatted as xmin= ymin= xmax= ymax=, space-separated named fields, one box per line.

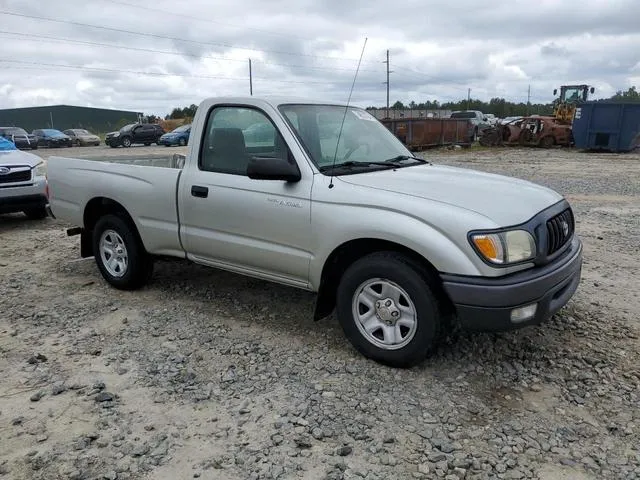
xmin=352 ymin=110 xmax=376 ymax=121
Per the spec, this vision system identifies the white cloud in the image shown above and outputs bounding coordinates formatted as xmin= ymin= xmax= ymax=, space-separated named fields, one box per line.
xmin=0 ymin=0 xmax=638 ymax=115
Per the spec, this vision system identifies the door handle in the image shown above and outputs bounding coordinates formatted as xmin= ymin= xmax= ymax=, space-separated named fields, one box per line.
xmin=191 ymin=185 xmax=209 ymax=198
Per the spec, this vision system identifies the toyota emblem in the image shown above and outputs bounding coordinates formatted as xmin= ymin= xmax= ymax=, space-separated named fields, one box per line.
xmin=561 ymin=220 xmax=569 ymax=236
xmin=0 ymin=167 xmax=10 ymax=175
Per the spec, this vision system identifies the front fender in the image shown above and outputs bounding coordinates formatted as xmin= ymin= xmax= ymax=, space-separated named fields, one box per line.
xmin=308 ymin=203 xmax=485 ymax=290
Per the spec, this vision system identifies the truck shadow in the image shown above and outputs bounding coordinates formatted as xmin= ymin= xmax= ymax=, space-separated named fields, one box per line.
xmin=0 ymin=214 xmax=52 ymax=233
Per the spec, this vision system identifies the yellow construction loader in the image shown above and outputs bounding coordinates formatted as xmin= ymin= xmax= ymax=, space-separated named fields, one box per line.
xmin=552 ymin=84 xmax=595 ymax=124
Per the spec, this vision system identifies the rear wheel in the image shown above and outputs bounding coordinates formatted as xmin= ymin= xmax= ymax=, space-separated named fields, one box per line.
xmin=178 ymin=138 xmax=186 ymax=146
xmin=92 ymin=214 xmax=153 ymax=290
xmin=336 ymin=252 xmax=443 ymax=368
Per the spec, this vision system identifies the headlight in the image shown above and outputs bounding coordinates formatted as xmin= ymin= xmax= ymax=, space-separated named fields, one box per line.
xmin=470 ymin=229 xmax=536 ymax=265
xmin=34 ymin=161 xmax=47 ymax=177
xmin=113 ymin=132 xmax=120 ymax=137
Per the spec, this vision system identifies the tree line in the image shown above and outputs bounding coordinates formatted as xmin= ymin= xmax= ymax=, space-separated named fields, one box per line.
xmin=161 ymin=87 xmax=639 ymax=120
xmin=365 ymin=86 xmax=640 ymax=118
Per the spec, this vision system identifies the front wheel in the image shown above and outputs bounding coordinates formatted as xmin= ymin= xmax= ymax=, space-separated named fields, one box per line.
xmin=92 ymin=214 xmax=153 ymax=290
xmin=336 ymin=252 xmax=443 ymax=368
xmin=178 ymin=138 xmax=186 ymax=146
xmin=121 ymin=137 xmax=132 ymax=148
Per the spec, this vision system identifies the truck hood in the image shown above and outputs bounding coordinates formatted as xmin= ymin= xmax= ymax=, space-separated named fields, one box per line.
xmin=0 ymin=149 xmax=42 ymax=167
xmin=339 ymin=163 xmax=563 ymax=227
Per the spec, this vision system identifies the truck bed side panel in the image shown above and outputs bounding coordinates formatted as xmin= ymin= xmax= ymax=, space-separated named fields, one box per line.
xmin=47 ymin=156 xmax=184 ymax=257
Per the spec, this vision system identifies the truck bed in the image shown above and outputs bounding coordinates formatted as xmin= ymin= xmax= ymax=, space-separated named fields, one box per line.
xmin=47 ymin=156 xmax=185 ymax=257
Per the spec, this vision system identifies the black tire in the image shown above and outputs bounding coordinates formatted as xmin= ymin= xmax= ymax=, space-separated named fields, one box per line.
xmin=24 ymin=207 xmax=48 ymax=220
xmin=31 ymin=144 xmax=38 ymax=150
xmin=121 ymin=137 xmax=132 ymax=148
xmin=92 ymin=214 xmax=153 ymax=290
xmin=144 ymin=143 xmax=151 ymax=146
xmin=540 ymin=136 xmax=554 ymax=148
xmin=336 ymin=252 xmax=444 ymax=368
xmin=178 ymin=138 xmax=186 ymax=146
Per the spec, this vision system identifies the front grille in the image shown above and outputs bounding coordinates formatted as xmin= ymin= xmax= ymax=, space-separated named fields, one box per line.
xmin=0 ymin=168 xmax=32 ymax=184
xmin=546 ymin=208 xmax=574 ymax=255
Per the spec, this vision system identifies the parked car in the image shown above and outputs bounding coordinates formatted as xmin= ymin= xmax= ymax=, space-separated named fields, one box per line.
xmin=105 ymin=123 xmax=165 ymax=148
xmin=0 ymin=127 xmax=38 ymax=150
xmin=63 ymin=129 xmax=100 ymax=146
xmin=47 ymin=96 xmax=582 ymax=368
xmin=0 ymin=136 xmax=49 ymax=219
xmin=32 ymin=129 xmax=72 ymax=148
xmin=449 ymin=110 xmax=491 ymax=141
xmin=158 ymin=124 xmax=191 ymax=147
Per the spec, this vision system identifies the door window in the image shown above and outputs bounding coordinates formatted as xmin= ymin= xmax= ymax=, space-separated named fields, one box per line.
xmin=199 ymin=106 xmax=289 ymax=175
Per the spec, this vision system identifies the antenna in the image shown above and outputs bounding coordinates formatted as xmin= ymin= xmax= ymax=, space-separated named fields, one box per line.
xmin=328 ymin=37 xmax=368 ymax=189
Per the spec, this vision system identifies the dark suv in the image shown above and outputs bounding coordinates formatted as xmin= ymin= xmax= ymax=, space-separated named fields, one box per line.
xmin=105 ymin=123 xmax=165 ymax=148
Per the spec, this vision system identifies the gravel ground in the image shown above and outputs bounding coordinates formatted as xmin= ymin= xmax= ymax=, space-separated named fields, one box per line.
xmin=1 ymin=146 xmax=639 ymax=480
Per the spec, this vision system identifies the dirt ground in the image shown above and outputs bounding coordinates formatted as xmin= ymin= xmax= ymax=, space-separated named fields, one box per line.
xmin=1 ymin=145 xmax=639 ymax=480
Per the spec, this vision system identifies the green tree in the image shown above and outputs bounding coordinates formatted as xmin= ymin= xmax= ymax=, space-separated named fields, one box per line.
xmin=609 ymin=86 xmax=640 ymax=102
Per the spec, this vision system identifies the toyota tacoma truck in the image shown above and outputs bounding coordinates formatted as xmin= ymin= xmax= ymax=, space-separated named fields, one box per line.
xmin=47 ymin=96 xmax=583 ymax=368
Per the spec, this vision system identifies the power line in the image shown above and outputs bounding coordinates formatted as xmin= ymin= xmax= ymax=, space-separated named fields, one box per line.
xmin=101 ymin=0 xmax=314 ymax=41
xmin=0 ymin=59 xmax=352 ymax=85
xmin=0 ymin=10 xmax=379 ymax=64
xmin=0 ymin=31 xmax=379 ymax=74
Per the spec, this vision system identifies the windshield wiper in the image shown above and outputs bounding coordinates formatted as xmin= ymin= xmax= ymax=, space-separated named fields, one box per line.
xmin=319 ymin=160 xmax=397 ymax=172
xmin=383 ymin=155 xmax=430 ymax=165
xmin=319 ymin=156 xmax=430 ymax=173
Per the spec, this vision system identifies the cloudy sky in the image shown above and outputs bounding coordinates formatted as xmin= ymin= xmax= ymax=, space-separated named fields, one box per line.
xmin=1 ymin=0 xmax=639 ymax=116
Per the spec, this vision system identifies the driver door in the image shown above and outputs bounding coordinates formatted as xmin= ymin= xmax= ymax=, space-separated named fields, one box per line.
xmin=178 ymin=105 xmax=314 ymax=288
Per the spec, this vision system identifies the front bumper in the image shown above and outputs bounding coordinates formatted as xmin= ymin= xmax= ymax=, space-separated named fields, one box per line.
xmin=158 ymin=137 xmax=178 ymax=145
xmin=0 ymin=193 xmax=48 ymax=214
xmin=13 ymin=139 xmax=37 ymax=149
xmin=441 ymin=236 xmax=583 ymax=332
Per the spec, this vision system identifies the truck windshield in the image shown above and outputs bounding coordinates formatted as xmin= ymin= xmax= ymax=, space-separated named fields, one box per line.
xmin=278 ymin=104 xmax=413 ymax=173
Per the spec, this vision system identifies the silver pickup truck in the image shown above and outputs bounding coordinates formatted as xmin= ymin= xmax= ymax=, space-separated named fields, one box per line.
xmin=47 ymin=96 xmax=583 ymax=367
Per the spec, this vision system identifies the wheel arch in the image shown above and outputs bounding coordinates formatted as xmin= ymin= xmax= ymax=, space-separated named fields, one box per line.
xmin=81 ymin=197 xmax=145 ymax=258
xmin=313 ymin=237 xmax=455 ymax=321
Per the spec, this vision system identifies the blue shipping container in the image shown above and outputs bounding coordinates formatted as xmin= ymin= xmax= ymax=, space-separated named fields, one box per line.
xmin=572 ymin=102 xmax=640 ymax=152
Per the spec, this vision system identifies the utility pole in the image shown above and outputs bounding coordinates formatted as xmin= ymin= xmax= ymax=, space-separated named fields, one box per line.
xmin=249 ymin=59 xmax=253 ymax=96
xmin=466 ymin=88 xmax=471 ymax=110
xmin=382 ymin=49 xmax=393 ymax=118
xmin=49 ymin=111 xmax=54 ymax=128
xmin=526 ymin=84 xmax=531 ymax=115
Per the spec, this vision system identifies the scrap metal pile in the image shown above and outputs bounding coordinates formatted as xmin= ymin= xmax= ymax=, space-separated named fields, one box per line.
xmin=479 ymin=116 xmax=573 ymax=148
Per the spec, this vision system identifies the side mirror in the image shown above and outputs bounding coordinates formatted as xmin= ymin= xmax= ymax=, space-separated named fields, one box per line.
xmin=247 ymin=156 xmax=301 ymax=182
xmin=553 ymin=89 xmax=557 ymax=96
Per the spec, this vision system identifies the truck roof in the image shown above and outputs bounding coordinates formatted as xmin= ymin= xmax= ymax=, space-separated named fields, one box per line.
xmin=199 ymin=96 xmax=353 ymax=109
